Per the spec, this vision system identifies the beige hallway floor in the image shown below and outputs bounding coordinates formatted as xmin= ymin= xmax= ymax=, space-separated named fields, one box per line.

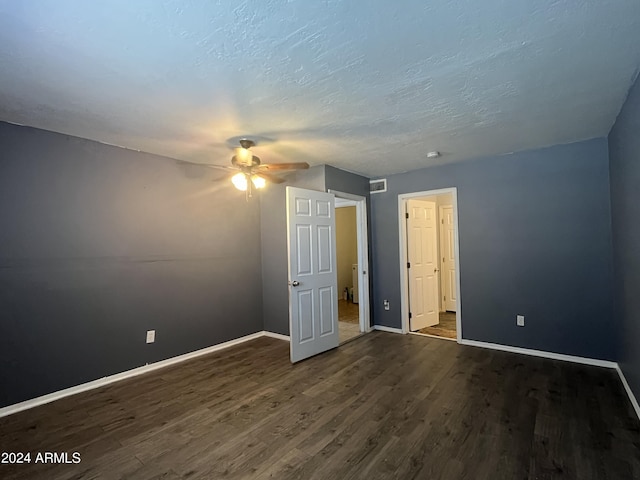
xmin=417 ymin=311 xmax=457 ymax=339
xmin=338 ymin=299 xmax=361 ymax=342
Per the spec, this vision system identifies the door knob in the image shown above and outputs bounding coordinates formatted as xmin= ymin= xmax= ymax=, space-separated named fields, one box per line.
xmin=434 ymin=268 xmax=440 ymax=273
xmin=289 ymin=280 xmax=300 ymax=287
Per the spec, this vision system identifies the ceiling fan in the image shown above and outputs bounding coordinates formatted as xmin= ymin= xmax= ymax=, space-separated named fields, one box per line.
xmin=207 ymin=139 xmax=309 ymax=199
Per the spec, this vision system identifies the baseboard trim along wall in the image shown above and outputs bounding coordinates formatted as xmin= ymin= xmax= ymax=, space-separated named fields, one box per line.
xmin=0 ymin=330 xmax=290 ymax=419
xmin=615 ymin=365 xmax=640 ymax=421
xmin=263 ymin=331 xmax=291 ymax=341
xmin=459 ymin=339 xmax=617 ymax=368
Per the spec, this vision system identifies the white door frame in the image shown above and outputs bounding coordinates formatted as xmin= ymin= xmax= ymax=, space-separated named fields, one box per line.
xmin=398 ymin=188 xmax=462 ymax=342
xmin=328 ymin=189 xmax=371 ymax=333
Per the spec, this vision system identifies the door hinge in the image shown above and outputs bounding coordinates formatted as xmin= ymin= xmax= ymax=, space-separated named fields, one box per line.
xmin=409 ymin=312 xmax=412 ymax=319
xmin=444 ymin=295 xmax=446 ymax=301
xmin=441 ymin=218 xmax=444 ymax=224
xmin=405 ymin=212 xmax=409 ymax=219
xmin=443 ymin=257 xmax=445 ymax=263
xmin=407 ymin=262 xmax=410 ymax=269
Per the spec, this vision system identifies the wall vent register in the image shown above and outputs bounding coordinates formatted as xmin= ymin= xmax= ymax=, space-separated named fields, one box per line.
xmin=370 ymin=179 xmax=387 ymax=194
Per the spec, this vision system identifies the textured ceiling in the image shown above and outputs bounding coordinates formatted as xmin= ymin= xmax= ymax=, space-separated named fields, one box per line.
xmin=1 ymin=1 xmax=639 ymax=176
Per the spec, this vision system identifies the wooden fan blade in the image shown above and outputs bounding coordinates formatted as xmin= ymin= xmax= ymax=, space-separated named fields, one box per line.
xmin=210 ymin=172 xmax=236 ymax=183
xmin=255 ymin=171 xmax=286 ymax=184
xmin=257 ymin=162 xmax=309 ymax=171
xmin=202 ymin=164 xmax=236 ymax=171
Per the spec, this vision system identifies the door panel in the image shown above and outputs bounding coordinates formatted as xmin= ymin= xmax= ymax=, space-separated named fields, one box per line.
xmin=407 ymin=199 xmax=439 ymax=330
xmin=319 ymin=287 xmax=335 ymax=336
xmin=296 ymin=197 xmax=311 ymax=215
xmin=287 ymin=187 xmax=339 ymax=363
xmin=297 ymin=289 xmax=314 ymax=342
xmin=316 ymin=199 xmax=331 ymax=217
xmin=317 ymin=225 xmax=332 ymax=273
xmin=441 ymin=205 xmax=457 ymax=312
xmin=296 ymin=225 xmax=312 ymax=275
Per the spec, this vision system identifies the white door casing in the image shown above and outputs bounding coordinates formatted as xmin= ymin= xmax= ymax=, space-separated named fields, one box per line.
xmin=407 ymin=199 xmax=439 ymax=330
xmin=330 ymin=189 xmax=371 ymax=334
xmin=398 ymin=187 xmax=462 ymax=341
xmin=440 ymin=205 xmax=457 ymax=312
xmin=287 ymin=187 xmax=339 ymax=363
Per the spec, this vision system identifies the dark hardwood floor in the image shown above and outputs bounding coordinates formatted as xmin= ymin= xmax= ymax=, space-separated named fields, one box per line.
xmin=1 ymin=332 xmax=639 ymax=479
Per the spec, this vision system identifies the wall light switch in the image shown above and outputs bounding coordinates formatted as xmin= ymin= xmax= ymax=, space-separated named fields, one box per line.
xmin=517 ymin=315 xmax=525 ymax=327
xmin=146 ymin=330 xmax=156 ymax=343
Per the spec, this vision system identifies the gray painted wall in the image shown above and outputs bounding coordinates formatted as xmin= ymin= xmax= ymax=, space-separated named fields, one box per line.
xmin=261 ymin=165 xmax=373 ymax=335
xmin=609 ymin=74 xmax=640 ymax=401
xmin=325 ymin=165 xmax=370 ymax=199
xmin=0 ymin=122 xmax=263 ymax=407
xmin=370 ymin=138 xmax=615 ymax=360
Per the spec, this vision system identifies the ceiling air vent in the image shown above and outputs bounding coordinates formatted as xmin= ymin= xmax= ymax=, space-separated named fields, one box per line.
xmin=370 ymin=178 xmax=387 ymax=194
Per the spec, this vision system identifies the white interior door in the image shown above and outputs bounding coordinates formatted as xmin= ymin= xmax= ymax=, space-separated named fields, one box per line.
xmin=440 ymin=205 xmax=457 ymax=312
xmin=287 ymin=187 xmax=339 ymax=363
xmin=407 ymin=199 xmax=439 ymax=330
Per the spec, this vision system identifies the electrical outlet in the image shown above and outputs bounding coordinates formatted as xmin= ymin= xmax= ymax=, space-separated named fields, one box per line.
xmin=383 ymin=300 xmax=390 ymax=311
xmin=146 ymin=330 xmax=156 ymax=343
xmin=517 ymin=315 xmax=525 ymax=327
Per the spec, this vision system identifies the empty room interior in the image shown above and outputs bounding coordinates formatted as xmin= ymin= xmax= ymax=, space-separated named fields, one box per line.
xmin=1 ymin=1 xmax=640 ymax=479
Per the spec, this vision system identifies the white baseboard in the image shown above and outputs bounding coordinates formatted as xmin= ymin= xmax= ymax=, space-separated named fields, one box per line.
xmin=0 ymin=331 xmax=275 ymax=419
xmin=616 ymin=365 xmax=640 ymax=421
xmin=374 ymin=325 xmax=404 ymax=334
xmin=263 ymin=331 xmax=290 ymax=341
xmin=459 ymin=339 xmax=617 ymax=369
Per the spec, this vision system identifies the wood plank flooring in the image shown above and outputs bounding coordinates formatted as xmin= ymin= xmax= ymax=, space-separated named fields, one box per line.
xmin=1 ymin=332 xmax=639 ymax=479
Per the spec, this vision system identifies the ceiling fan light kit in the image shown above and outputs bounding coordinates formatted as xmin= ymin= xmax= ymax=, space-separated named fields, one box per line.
xmin=207 ymin=138 xmax=310 ymax=200
xmin=251 ymin=175 xmax=266 ymax=189
xmin=230 ymin=172 xmax=268 ymax=192
xmin=231 ymin=172 xmax=249 ymax=191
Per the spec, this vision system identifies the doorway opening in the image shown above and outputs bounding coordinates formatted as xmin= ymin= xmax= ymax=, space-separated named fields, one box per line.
xmin=331 ymin=190 xmax=371 ymax=344
xmin=398 ymin=188 xmax=462 ymax=342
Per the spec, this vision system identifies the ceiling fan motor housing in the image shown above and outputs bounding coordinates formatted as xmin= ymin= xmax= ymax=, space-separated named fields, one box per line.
xmin=231 ymin=154 xmax=261 ymax=168
xmin=238 ymin=139 xmax=255 ymax=149
xmin=232 ymin=139 xmax=260 ymax=167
